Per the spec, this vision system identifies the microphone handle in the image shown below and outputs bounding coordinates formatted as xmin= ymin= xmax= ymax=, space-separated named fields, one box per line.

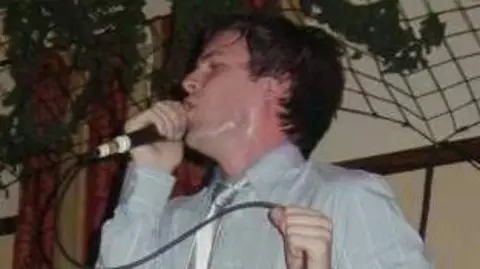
xmin=94 ymin=125 xmax=165 ymax=159
xmin=128 ymin=124 xmax=165 ymax=148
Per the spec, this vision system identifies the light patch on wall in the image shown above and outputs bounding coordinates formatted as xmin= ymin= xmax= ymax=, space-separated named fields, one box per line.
xmin=143 ymin=0 xmax=172 ymax=20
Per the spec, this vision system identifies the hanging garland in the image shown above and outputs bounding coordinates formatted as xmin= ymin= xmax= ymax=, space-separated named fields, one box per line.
xmin=0 ymin=0 xmax=147 ymax=172
xmin=0 ymin=0 xmax=445 ymax=181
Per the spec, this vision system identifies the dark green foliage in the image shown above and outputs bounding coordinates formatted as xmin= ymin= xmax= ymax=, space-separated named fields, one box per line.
xmin=301 ymin=0 xmax=446 ymax=73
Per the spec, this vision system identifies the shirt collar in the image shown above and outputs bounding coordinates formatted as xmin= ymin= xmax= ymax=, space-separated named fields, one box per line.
xmin=209 ymin=141 xmax=306 ymax=200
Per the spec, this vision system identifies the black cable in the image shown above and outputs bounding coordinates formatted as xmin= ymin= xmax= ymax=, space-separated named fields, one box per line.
xmin=40 ymin=153 xmax=279 ymax=269
xmin=419 ymin=165 xmax=434 ymax=240
xmin=36 ymin=158 xmax=85 ymax=269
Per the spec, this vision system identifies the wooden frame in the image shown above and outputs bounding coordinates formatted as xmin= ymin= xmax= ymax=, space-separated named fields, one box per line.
xmin=336 ymin=136 xmax=480 ymax=175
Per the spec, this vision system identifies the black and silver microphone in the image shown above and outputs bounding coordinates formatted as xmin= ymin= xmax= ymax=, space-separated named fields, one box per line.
xmin=93 ymin=125 xmax=165 ymax=158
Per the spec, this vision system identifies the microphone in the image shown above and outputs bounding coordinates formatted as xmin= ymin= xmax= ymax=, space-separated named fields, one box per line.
xmin=92 ymin=125 xmax=165 ymax=159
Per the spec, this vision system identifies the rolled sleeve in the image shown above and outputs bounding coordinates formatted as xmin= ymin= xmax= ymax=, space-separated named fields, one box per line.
xmin=96 ymin=162 xmax=176 ymax=268
xmin=120 ymin=164 xmax=176 ymax=215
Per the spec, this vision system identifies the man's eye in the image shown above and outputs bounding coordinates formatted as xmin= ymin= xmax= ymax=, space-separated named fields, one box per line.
xmin=210 ymin=63 xmax=224 ymax=70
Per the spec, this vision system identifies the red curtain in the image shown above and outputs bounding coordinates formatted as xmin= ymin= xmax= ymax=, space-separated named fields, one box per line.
xmin=12 ymin=50 xmax=71 ymax=269
xmin=250 ymin=0 xmax=269 ymax=9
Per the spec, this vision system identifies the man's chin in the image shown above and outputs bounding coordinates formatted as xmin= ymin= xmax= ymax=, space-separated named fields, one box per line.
xmin=184 ymin=131 xmax=217 ymax=157
xmin=184 ymin=131 xmax=202 ymax=151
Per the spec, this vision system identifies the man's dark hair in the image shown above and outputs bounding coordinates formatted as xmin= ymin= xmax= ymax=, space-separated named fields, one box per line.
xmin=193 ymin=13 xmax=345 ymax=158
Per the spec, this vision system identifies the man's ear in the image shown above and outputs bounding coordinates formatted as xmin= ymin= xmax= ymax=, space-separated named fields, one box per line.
xmin=261 ymin=74 xmax=291 ymax=102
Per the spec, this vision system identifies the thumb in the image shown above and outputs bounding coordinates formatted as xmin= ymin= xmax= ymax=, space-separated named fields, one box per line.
xmin=269 ymin=207 xmax=286 ymax=234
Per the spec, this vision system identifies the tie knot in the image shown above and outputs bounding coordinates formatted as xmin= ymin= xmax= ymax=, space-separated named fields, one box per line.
xmin=211 ymin=181 xmax=229 ymax=200
xmin=211 ymin=180 xmax=247 ymax=208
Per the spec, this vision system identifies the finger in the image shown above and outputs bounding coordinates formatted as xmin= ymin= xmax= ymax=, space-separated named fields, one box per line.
xmin=161 ymin=101 xmax=187 ymax=133
xmin=269 ymin=207 xmax=287 ymax=234
xmin=125 ymin=108 xmax=160 ymax=133
xmin=286 ymin=224 xmax=332 ymax=240
xmin=152 ymin=102 xmax=186 ymax=140
xmin=284 ymin=207 xmax=332 ymax=226
xmin=167 ymin=101 xmax=188 ymax=138
xmin=170 ymin=104 xmax=187 ymax=140
xmin=285 ymin=214 xmax=332 ymax=230
xmin=284 ymin=206 xmax=323 ymax=217
xmin=151 ymin=104 xmax=177 ymax=139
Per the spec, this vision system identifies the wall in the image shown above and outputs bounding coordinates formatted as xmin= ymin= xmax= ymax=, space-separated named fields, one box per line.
xmin=386 ymin=163 xmax=480 ymax=269
xmin=0 ymin=6 xmax=16 ymax=268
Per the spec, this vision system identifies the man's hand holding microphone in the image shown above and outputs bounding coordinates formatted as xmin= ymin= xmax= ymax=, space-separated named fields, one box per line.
xmin=124 ymin=101 xmax=188 ymax=173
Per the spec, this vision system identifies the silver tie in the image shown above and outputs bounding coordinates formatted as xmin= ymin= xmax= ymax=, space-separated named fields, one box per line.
xmin=188 ymin=180 xmax=247 ymax=269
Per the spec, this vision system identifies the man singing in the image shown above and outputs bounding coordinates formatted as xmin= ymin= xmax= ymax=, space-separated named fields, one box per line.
xmin=96 ymin=14 xmax=434 ymax=269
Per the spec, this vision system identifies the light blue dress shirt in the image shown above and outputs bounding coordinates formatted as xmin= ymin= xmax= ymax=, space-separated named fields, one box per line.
xmin=96 ymin=142 xmax=435 ymax=269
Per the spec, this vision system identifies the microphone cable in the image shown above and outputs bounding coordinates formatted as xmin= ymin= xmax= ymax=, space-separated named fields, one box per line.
xmin=38 ymin=152 xmax=280 ymax=269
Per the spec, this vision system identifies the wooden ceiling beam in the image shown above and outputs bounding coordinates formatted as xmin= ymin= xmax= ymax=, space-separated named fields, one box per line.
xmin=335 ymin=136 xmax=480 ymax=175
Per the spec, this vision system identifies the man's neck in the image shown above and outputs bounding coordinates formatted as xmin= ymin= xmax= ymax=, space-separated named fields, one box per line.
xmin=215 ymin=137 xmax=286 ymax=180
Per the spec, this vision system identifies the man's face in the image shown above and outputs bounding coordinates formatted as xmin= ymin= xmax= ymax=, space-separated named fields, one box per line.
xmin=182 ymin=31 xmax=267 ymax=152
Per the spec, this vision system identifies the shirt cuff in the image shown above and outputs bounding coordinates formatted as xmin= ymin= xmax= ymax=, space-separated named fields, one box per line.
xmin=120 ymin=162 xmax=176 ymax=215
